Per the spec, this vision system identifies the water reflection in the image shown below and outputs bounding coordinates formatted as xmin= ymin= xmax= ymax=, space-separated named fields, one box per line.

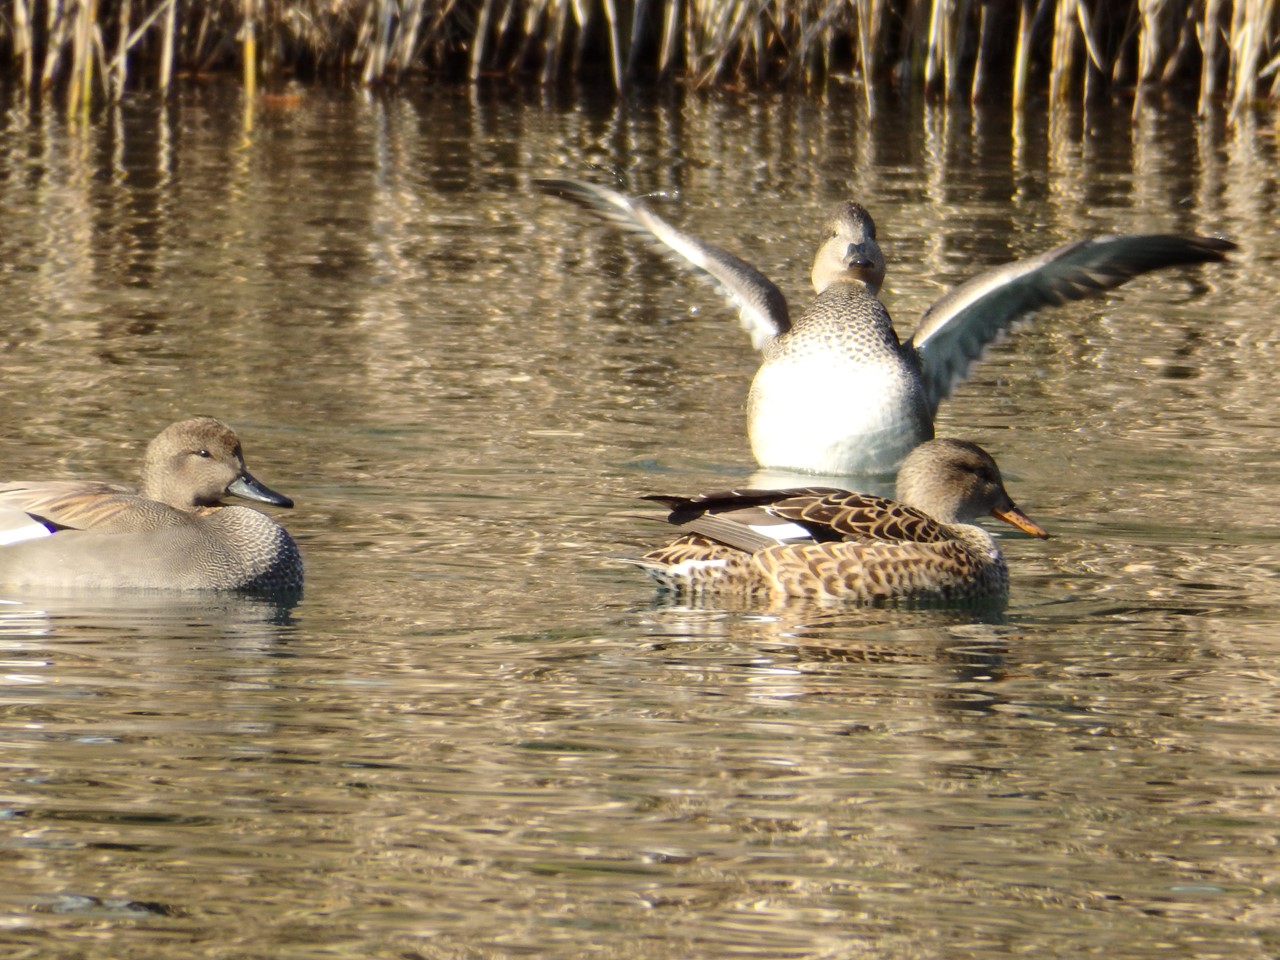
xmin=0 ymin=589 xmax=299 ymax=636
xmin=0 ymin=85 xmax=1276 ymax=958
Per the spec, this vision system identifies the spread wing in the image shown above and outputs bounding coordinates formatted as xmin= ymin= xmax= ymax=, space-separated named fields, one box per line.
xmin=910 ymin=233 xmax=1235 ymax=415
xmin=536 ymin=177 xmax=791 ymax=348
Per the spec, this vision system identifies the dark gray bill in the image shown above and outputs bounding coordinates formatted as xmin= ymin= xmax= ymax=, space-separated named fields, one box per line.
xmin=228 ymin=472 xmax=294 ymax=508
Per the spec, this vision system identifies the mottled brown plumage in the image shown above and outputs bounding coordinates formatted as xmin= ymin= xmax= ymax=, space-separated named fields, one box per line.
xmin=0 ymin=417 xmax=302 ymax=593
xmin=633 ymin=439 xmax=1048 ymax=603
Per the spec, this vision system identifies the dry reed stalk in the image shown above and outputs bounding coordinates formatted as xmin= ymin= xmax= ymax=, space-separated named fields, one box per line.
xmin=362 ymin=0 xmax=390 ymax=83
xmin=1229 ymin=0 xmax=1275 ymax=119
xmin=948 ymin=0 xmax=971 ymax=101
xmin=39 ymin=1 xmax=62 ymax=92
xmin=1199 ymin=0 xmax=1225 ymax=113
xmin=66 ymin=0 xmax=100 ymax=120
xmin=109 ymin=0 xmax=130 ymax=98
xmin=469 ymin=0 xmax=496 ymax=82
xmin=1159 ymin=4 xmax=1200 ymax=83
xmin=799 ymin=1 xmax=856 ymax=89
xmin=625 ymin=0 xmax=647 ymax=79
xmin=1072 ymin=1 xmax=1102 ymax=103
xmin=924 ymin=0 xmax=945 ymax=96
xmin=855 ymin=0 xmax=881 ymax=113
xmin=683 ymin=0 xmax=696 ymax=84
xmin=189 ymin=2 xmax=215 ymax=75
xmin=543 ymin=0 xmax=570 ymax=84
xmin=657 ymin=0 xmax=681 ymax=77
xmin=1 ymin=0 xmax=1276 ymax=122
xmin=1013 ymin=0 xmax=1034 ymax=111
xmin=929 ymin=0 xmax=972 ymax=102
xmin=709 ymin=0 xmax=757 ymax=85
xmin=1050 ymin=0 xmax=1079 ymax=103
xmin=1135 ymin=0 xmax=1164 ymax=90
xmin=602 ymin=0 xmax=623 ymax=91
xmin=393 ymin=0 xmax=428 ymax=75
xmin=159 ymin=0 xmax=177 ymax=91
xmin=13 ymin=0 xmax=34 ymax=92
xmin=568 ymin=0 xmax=592 ymax=80
xmin=509 ymin=1 xmax=549 ymax=78
xmin=243 ymin=0 xmax=257 ymax=99
xmin=970 ymin=0 xmax=992 ymax=102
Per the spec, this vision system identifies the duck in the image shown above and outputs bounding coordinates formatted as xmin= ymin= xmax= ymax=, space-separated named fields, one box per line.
xmin=630 ymin=438 xmax=1049 ymax=602
xmin=0 ymin=417 xmax=303 ymax=593
xmin=536 ymin=178 xmax=1235 ymax=475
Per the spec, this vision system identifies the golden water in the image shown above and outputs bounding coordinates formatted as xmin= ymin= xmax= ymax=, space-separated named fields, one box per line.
xmin=0 ymin=85 xmax=1276 ymax=959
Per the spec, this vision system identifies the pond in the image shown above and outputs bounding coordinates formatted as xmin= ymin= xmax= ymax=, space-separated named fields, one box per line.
xmin=0 ymin=83 xmax=1277 ymax=959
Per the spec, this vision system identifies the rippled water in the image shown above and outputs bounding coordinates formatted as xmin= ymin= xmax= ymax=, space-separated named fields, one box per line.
xmin=0 ymin=85 xmax=1277 ymax=958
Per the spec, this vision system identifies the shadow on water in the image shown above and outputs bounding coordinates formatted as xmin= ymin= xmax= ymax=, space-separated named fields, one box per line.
xmin=0 ymin=589 xmax=301 ymax=637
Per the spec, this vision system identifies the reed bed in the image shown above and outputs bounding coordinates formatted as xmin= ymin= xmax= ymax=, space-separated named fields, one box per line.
xmin=4 ymin=0 xmax=1277 ymax=119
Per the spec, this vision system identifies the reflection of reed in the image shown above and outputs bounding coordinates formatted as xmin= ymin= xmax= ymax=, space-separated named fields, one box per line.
xmin=8 ymin=2 xmax=1277 ymax=120
xmin=0 ymin=88 xmax=1267 ymax=455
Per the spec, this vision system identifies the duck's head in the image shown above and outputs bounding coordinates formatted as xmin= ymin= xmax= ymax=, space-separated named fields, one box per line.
xmin=811 ymin=201 xmax=886 ymax=295
xmin=142 ymin=417 xmax=294 ymax=511
xmin=895 ymin=438 xmax=1049 ymax=538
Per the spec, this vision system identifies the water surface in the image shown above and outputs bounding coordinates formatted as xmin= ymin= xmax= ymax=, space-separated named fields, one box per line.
xmin=0 ymin=85 xmax=1277 ymax=959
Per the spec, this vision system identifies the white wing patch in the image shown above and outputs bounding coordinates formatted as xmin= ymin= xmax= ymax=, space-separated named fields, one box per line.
xmin=0 ymin=509 xmax=53 ymax=546
xmin=748 ymin=521 xmax=811 ymax=543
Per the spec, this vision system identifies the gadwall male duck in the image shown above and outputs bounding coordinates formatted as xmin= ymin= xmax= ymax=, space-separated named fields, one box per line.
xmin=0 ymin=417 xmax=302 ymax=592
xmin=537 ymin=178 xmax=1234 ymax=475
xmin=631 ymin=438 xmax=1049 ymax=602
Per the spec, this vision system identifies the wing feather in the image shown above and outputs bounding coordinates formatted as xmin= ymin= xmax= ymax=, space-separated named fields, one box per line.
xmin=536 ymin=177 xmax=791 ymax=347
xmin=911 ymin=234 xmax=1235 ymax=414
xmin=0 ymin=481 xmax=167 ymax=531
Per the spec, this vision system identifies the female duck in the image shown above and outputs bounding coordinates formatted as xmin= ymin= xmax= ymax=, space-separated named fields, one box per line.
xmin=634 ymin=438 xmax=1049 ymax=602
xmin=538 ymin=178 xmax=1233 ymax=475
